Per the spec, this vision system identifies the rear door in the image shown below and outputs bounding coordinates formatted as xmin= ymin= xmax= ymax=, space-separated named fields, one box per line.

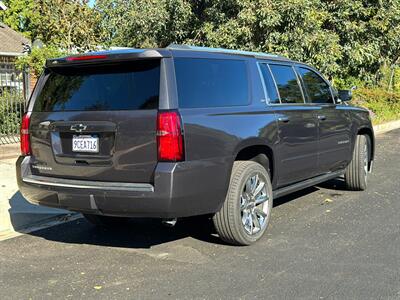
xmin=259 ymin=63 xmax=319 ymax=187
xmin=28 ymin=59 xmax=161 ymax=183
xmin=296 ymin=66 xmax=352 ymax=173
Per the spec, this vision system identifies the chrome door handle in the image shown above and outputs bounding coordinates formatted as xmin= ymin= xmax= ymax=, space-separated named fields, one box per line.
xmin=317 ymin=115 xmax=326 ymax=121
xmin=278 ymin=116 xmax=290 ymax=123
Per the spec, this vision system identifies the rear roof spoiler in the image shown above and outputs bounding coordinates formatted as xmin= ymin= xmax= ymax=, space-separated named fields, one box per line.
xmin=46 ymin=49 xmax=170 ymax=67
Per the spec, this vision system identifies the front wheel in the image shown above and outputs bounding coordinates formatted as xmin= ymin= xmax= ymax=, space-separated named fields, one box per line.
xmin=213 ymin=161 xmax=273 ymax=245
xmin=344 ymin=134 xmax=370 ymax=191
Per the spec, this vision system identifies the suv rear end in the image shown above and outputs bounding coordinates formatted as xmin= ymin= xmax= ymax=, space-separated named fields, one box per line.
xmin=16 ymin=49 xmax=229 ymax=218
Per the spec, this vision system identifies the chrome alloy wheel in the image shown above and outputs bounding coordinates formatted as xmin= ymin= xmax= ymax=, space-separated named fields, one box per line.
xmin=240 ymin=173 xmax=270 ymax=235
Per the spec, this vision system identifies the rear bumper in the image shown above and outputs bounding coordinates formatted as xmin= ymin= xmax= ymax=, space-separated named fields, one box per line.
xmin=16 ymin=156 xmax=231 ymax=218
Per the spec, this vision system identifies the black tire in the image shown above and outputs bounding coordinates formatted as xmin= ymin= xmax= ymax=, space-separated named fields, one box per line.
xmin=83 ymin=214 xmax=130 ymax=228
xmin=213 ymin=161 xmax=273 ymax=245
xmin=344 ymin=134 xmax=370 ymax=191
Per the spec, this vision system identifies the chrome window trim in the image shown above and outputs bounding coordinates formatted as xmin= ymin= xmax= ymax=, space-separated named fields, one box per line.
xmin=22 ymin=175 xmax=154 ymax=192
xmin=292 ymin=65 xmax=306 ymax=104
xmin=266 ymin=62 xmax=306 ymax=105
xmin=257 ymin=61 xmax=338 ymax=107
xmin=267 ymin=64 xmax=281 ymax=104
xmin=256 ymin=62 xmax=269 ymax=103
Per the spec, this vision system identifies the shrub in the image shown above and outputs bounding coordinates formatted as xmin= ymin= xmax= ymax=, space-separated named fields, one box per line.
xmin=0 ymin=91 xmax=25 ymax=135
xmin=352 ymin=88 xmax=400 ymax=124
xmin=334 ymin=76 xmax=367 ymax=90
xmin=15 ymin=46 xmax=66 ymax=77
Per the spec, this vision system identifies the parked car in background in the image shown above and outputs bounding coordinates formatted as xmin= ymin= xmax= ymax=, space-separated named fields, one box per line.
xmin=16 ymin=45 xmax=374 ymax=245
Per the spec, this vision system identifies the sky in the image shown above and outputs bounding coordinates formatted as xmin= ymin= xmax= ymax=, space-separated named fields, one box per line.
xmin=88 ymin=0 xmax=95 ymax=7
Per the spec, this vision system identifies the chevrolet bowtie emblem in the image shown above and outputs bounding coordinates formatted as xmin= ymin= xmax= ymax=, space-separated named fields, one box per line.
xmin=70 ymin=124 xmax=87 ymax=133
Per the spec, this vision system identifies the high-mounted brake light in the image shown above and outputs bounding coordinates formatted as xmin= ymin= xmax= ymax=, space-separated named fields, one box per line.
xmin=20 ymin=112 xmax=31 ymax=156
xmin=66 ymin=54 xmax=108 ymax=61
xmin=157 ymin=111 xmax=184 ymax=162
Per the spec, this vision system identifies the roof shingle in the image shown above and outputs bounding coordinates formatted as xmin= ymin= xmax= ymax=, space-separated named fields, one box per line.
xmin=0 ymin=22 xmax=31 ymax=55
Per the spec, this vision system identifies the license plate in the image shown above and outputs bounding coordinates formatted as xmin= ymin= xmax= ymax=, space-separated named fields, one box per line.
xmin=72 ymin=135 xmax=99 ymax=153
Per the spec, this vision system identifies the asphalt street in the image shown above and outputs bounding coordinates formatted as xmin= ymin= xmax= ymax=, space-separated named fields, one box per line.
xmin=0 ymin=129 xmax=399 ymax=299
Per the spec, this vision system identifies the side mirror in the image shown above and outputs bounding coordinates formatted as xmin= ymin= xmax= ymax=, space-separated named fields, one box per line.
xmin=338 ymin=89 xmax=353 ymax=102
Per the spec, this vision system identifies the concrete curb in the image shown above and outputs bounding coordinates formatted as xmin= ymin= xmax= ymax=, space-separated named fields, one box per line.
xmin=0 ymin=193 xmax=74 ymax=236
xmin=0 ymin=119 xmax=400 ymax=241
xmin=0 ymin=213 xmax=80 ymax=242
xmin=373 ymin=120 xmax=400 ymax=135
xmin=0 ymin=158 xmax=74 ymax=240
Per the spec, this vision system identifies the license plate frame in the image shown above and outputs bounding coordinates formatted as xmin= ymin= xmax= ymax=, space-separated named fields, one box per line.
xmin=72 ymin=135 xmax=99 ymax=153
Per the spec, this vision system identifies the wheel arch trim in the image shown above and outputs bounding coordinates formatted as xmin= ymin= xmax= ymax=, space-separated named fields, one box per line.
xmin=356 ymin=126 xmax=375 ymax=163
xmin=232 ymin=139 xmax=277 ymax=187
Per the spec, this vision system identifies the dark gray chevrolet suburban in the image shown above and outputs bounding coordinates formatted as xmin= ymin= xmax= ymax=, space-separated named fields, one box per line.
xmin=16 ymin=45 xmax=374 ymax=245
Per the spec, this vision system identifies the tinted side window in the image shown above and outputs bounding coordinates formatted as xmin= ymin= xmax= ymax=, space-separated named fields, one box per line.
xmin=297 ymin=68 xmax=333 ymax=104
xmin=269 ymin=65 xmax=304 ymax=104
xmin=174 ymin=58 xmax=249 ymax=108
xmin=259 ymin=63 xmax=280 ymax=104
xmin=34 ymin=60 xmax=160 ymax=112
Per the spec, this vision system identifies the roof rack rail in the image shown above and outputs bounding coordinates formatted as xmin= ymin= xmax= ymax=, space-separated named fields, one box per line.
xmin=167 ymin=44 xmax=285 ymax=59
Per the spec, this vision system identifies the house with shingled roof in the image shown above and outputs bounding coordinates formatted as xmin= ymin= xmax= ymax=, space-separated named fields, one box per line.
xmin=0 ymin=2 xmax=32 ymax=144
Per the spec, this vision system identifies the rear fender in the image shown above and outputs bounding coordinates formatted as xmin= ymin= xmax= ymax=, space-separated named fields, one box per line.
xmin=233 ymin=138 xmax=277 ymax=188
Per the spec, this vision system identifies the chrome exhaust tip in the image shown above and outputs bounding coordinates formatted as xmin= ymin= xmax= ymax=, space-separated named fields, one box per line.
xmin=162 ymin=218 xmax=177 ymax=227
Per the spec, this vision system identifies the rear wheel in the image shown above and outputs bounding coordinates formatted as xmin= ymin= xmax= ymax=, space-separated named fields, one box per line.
xmin=213 ymin=161 xmax=273 ymax=245
xmin=83 ymin=214 xmax=130 ymax=228
xmin=344 ymin=134 xmax=370 ymax=191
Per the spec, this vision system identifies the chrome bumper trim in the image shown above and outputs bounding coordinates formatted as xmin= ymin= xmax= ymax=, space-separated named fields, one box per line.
xmin=22 ymin=175 xmax=154 ymax=192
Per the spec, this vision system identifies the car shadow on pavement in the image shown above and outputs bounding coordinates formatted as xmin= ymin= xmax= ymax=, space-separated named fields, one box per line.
xmin=6 ymin=191 xmax=69 ymax=232
xmin=26 ymin=215 xmax=226 ymax=248
xmin=317 ymin=177 xmax=348 ymax=191
xmin=273 ymin=186 xmax=319 ymax=207
xmin=21 ymin=178 xmax=345 ymax=249
xmin=274 ymin=177 xmax=348 ymax=208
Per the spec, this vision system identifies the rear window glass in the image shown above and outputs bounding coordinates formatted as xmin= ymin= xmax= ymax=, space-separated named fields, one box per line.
xmin=269 ymin=65 xmax=304 ymax=104
xmin=34 ymin=60 xmax=160 ymax=111
xmin=174 ymin=58 xmax=249 ymax=108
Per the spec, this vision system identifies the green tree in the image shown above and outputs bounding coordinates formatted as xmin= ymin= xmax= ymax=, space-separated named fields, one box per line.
xmin=2 ymin=0 xmax=103 ymax=76
xmin=186 ymin=0 xmax=341 ymax=78
xmin=322 ymin=0 xmax=400 ymax=83
xmin=34 ymin=0 xmax=102 ymax=51
xmin=1 ymin=0 xmax=102 ymax=51
xmin=96 ymin=0 xmax=192 ymax=48
xmin=5 ymin=0 xmax=400 ymax=87
xmin=15 ymin=46 xmax=65 ymax=77
xmin=0 ymin=0 xmax=38 ymax=38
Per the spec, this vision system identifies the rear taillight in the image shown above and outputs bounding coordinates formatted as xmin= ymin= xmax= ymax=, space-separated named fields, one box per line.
xmin=20 ymin=112 xmax=31 ymax=156
xmin=157 ymin=111 xmax=184 ymax=162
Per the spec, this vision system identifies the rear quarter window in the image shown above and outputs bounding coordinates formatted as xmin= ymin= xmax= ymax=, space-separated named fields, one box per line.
xmin=33 ymin=60 xmax=160 ymax=112
xmin=174 ymin=58 xmax=249 ymax=108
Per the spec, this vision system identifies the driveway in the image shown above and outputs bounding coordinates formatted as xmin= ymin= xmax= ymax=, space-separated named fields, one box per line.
xmin=0 ymin=129 xmax=399 ymax=299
